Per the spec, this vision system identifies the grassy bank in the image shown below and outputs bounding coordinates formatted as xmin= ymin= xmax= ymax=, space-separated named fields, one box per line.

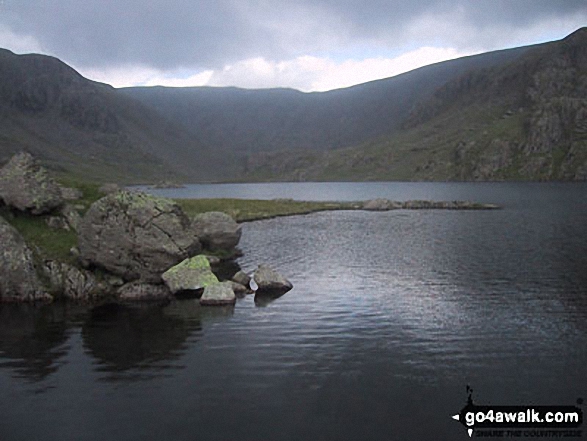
xmin=176 ymin=198 xmax=358 ymax=222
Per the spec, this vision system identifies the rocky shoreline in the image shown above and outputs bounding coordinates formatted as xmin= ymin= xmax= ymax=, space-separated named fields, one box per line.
xmin=0 ymin=152 xmax=498 ymax=305
xmin=0 ymin=153 xmax=292 ymax=305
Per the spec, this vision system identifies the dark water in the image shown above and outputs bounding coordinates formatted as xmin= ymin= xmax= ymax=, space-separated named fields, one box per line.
xmin=1 ymin=183 xmax=587 ymax=441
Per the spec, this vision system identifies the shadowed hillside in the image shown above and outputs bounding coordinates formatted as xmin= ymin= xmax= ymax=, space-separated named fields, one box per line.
xmin=122 ymin=45 xmax=529 ymax=156
xmin=1 ymin=28 xmax=585 ymax=183
xmin=0 ymin=49 xmax=233 ymax=183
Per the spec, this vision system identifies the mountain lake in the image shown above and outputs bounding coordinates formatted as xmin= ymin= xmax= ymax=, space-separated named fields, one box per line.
xmin=1 ymin=182 xmax=586 ymax=440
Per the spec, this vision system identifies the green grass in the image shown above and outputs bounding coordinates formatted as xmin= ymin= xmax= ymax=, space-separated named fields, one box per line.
xmin=0 ymin=176 xmax=103 ymax=264
xmin=55 ymin=177 xmax=103 ymax=211
xmin=176 ymin=198 xmax=358 ymax=222
xmin=0 ymin=207 xmax=78 ymax=264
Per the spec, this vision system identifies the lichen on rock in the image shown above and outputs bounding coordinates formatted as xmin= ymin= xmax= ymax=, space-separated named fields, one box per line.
xmin=162 ymin=255 xmax=219 ymax=295
xmin=78 ymin=190 xmax=201 ymax=283
xmin=0 ymin=152 xmax=64 ymax=214
xmin=0 ymin=216 xmax=51 ymax=302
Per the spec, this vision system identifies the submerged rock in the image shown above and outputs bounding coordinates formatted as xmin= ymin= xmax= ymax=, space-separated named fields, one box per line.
xmin=0 ymin=216 xmax=51 ymax=302
xmin=78 ymin=190 xmax=201 ymax=283
xmin=253 ymin=264 xmax=293 ymax=295
xmin=161 ymin=255 xmax=219 ymax=295
xmin=200 ymin=281 xmax=236 ymax=306
xmin=0 ymin=152 xmax=64 ymax=214
xmin=191 ymin=211 xmax=242 ymax=253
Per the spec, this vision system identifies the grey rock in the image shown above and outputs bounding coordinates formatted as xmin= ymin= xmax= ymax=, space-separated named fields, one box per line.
xmin=200 ymin=282 xmax=236 ymax=306
xmin=42 ymin=260 xmax=103 ymax=300
xmin=205 ymin=255 xmax=221 ymax=266
xmin=105 ymin=274 xmax=125 ymax=288
xmin=229 ymin=281 xmax=253 ymax=297
xmin=362 ymin=199 xmax=401 ymax=211
xmin=232 ymin=270 xmax=251 ymax=287
xmin=191 ymin=211 xmax=241 ymax=253
xmin=46 ymin=215 xmax=69 ymax=230
xmin=78 ymin=190 xmax=201 ymax=283
xmin=60 ymin=204 xmax=82 ymax=231
xmin=117 ymin=282 xmax=172 ymax=301
xmin=161 ymin=255 xmax=219 ymax=295
xmin=0 ymin=216 xmax=51 ymax=302
xmin=253 ymin=264 xmax=293 ymax=295
xmin=152 ymin=181 xmax=185 ymax=189
xmin=59 ymin=186 xmax=83 ymax=201
xmin=0 ymin=152 xmax=64 ymax=214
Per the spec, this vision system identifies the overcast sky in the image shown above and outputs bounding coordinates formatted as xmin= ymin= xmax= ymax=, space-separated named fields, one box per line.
xmin=1 ymin=0 xmax=585 ymax=91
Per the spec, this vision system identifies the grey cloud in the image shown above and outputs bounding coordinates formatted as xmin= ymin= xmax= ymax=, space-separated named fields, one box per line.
xmin=1 ymin=0 xmax=585 ymax=70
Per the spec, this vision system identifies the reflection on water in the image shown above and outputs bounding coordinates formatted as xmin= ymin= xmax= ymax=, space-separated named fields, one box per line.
xmin=1 ymin=183 xmax=587 ymax=441
xmin=0 ymin=304 xmax=70 ymax=381
xmin=82 ymin=302 xmax=195 ymax=379
xmin=0 ymin=300 xmax=236 ymax=383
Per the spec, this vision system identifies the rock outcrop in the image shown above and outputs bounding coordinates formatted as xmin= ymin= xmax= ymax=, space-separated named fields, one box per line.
xmin=78 ymin=190 xmax=201 ymax=283
xmin=117 ymin=282 xmax=173 ymax=301
xmin=0 ymin=152 xmax=64 ymax=214
xmin=191 ymin=211 xmax=241 ymax=254
xmin=200 ymin=281 xmax=236 ymax=306
xmin=0 ymin=216 xmax=51 ymax=302
xmin=42 ymin=260 xmax=103 ymax=301
xmin=161 ymin=255 xmax=219 ymax=295
xmin=253 ymin=264 xmax=293 ymax=295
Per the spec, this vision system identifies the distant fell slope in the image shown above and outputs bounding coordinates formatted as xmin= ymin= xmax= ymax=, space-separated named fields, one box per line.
xmin=1 ymin=28 xmax=584 ymax=184
xmin=0 ymin=49 xmax=226 ymax=183
xmin=241 ymin=28 xmax=587 ymax=181
xmin=122 ymin=44 xmax=530 ymax=155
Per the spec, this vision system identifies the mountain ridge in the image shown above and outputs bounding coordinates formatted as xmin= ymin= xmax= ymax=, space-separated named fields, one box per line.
xmin=0 ymin=28 xmax=585 ymax=182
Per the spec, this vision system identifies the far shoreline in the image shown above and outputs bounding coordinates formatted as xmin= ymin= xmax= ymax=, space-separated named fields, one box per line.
xmin=175 ymin=198 xmax=500 ymax=223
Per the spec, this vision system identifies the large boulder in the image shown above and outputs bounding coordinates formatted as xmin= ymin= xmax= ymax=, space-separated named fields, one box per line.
xmin=191 ymin=212 xmax=241 ymax=253
xmin=161 ymin=255 xmax=219 ymax=295
xmin=200 ymin=282 xmax=236 ymax=306
xmin=0 ymin=152 xmax=64 ymax=214
xmin=0 ymin=216 xmax=51 ymax=302
xmin=253 ymin=264 xmax=293 ymax=295
xmin=78 ymin=190 xmax=201 ymax=283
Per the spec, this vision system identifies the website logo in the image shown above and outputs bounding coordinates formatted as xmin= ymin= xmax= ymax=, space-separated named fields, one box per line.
xmin=451 ymin=386 xmax=583 ymax=438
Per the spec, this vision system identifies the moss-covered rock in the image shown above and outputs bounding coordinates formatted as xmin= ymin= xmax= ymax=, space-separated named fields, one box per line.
xmin=161 ymin=255 xmax=219 ymax=295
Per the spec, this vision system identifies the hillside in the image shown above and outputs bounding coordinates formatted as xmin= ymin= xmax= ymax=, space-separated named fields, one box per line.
xmin=0 ymin=49 xmax=232 ymax=183
xmin=1 ymin=28 xmax=585 ymax=183
xmin=122 ymin=45 xmax=529 ymax=155
xmin=239 ymin=28 xmax=587 ymax=181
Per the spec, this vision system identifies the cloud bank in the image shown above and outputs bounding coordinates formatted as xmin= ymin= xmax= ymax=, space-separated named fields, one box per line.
xmin=1 ymin=0 xmax=585 ymax=91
